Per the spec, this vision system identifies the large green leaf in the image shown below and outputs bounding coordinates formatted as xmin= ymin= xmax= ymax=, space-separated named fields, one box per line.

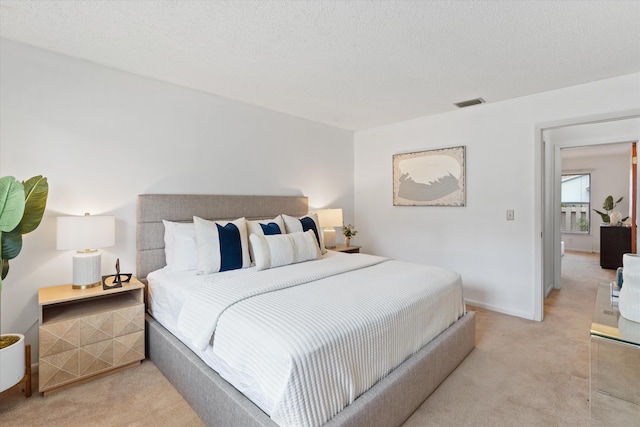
xmin=593 ymin=209 xmax=610 ymax=223
xmin=0 ymin=176 xmax=25 ymax=233
xmin=20 ymin=175 xmax=48 ymax=234
xmin=1 ymin=258 xmax=8 ymax=281
xmin=1 ymin=226 xmax=23 ymax=261
xmin=0 ymin=175 xmax=48 ymax=289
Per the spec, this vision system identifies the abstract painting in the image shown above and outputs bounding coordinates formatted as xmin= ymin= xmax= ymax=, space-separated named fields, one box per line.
xmin=393 ymin=146 xmax=466 ymax=206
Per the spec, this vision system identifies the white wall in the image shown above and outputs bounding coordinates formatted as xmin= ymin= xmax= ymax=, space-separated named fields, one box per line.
xmin=0 ymin=39 xmax=353 ymax=362
xmin=561 ymin=148 xmax=631 ymax=253
xmin=354 ymin=73 xmax=640 ymax=320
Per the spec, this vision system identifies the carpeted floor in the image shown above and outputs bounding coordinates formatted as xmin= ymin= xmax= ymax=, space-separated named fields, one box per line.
xmin=1 ymin=251 xmax=634 ymax=426
xmin=404 ymin=251 xmax=620 ymax=426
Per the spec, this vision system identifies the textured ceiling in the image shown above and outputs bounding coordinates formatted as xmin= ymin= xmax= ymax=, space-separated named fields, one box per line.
xmin=0 ymin=0 xmax=638 ymax=130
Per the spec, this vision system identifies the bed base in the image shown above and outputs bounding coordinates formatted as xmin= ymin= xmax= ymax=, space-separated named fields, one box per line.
xmin=146 ymin=311 xmax=475 ymax=427
xmin=138 ymin=194 xmax=476 ymax=426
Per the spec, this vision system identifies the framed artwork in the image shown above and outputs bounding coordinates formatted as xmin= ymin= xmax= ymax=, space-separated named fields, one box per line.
xmin=393 ymin=146 xmax=466 ymax=206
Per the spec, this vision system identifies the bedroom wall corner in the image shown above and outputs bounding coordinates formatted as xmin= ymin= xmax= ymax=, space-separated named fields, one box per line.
xmin=0 ymin=38 xmax=354 ymax=363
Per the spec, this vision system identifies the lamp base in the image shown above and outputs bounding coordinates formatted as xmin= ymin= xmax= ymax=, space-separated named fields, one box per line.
xmin=72 ymin=281 xmax=102 ymax=290
xmin=323 ymin=228 xmax=336 ymax=248
xmin=72 ymin=251 xmax=102 ymax=289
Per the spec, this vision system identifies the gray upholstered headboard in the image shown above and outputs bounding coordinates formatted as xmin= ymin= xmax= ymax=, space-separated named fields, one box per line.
xmin=136 ymin=194 xmax=309 ymax=282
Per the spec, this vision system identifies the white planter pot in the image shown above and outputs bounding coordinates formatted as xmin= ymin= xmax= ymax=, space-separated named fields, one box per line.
xmin=621 ymin=254 xmax=640 ymax=323
xmin=0 ymin=333 xmax=25 ymax=393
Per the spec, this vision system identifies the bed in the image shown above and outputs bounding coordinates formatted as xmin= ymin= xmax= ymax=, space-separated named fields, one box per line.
xmin=136 ymin=194 xmax=475 ymax=427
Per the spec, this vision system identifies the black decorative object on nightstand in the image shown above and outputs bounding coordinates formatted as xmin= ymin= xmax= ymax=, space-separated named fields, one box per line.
xmin=102 ymin=258 xmax=132 ymax=290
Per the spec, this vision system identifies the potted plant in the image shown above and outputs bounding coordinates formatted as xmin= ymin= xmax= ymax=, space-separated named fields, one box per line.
xmin=342 ymin=224 xmax=358 ymax=247
xmin=0 ymin=175 xmax=48 ymax=394
xmin=593 ymin=195 xmax=627 ymax=225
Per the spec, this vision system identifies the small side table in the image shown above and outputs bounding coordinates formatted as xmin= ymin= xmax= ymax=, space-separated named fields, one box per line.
xmin=38 ymin=277 xmax=145 ymax=395
xmin=590 ymin=283 xmax=640 ymax=423
xmin=330 ymin=244 xmax=361 ymax=254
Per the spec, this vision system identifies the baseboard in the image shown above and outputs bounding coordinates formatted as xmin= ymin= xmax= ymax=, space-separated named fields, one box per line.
xmin=465 ymin=298 xmax=535 ymax=321
xmin=544 ymin=284 xmax=554 ymax=298
xmin=563 ymin=248 xmax=598 ymax=254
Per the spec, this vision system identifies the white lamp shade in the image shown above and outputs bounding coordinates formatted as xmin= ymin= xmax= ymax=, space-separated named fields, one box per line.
xmin=57 ymin=215 xmax=115 ymax=251
xmin=317 ymin=209 xmax=343 ymax=228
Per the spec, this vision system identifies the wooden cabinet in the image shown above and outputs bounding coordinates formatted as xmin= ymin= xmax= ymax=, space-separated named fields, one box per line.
xmin=38 ymin=278 xmax=145 ymax=394
xmin=600 ymin=226 xmax=632 ymax=269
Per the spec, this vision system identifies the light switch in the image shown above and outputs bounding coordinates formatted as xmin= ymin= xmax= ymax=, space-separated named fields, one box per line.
xmin=507 ymin=210 xmax=514 ymax=221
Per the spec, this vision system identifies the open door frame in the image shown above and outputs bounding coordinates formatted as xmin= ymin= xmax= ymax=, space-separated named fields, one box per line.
xmin=535 ymin=109 xmax=640 ymax=322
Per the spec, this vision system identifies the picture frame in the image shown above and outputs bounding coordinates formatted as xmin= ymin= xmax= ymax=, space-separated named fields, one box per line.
xmin=393 ymin=146 xmax=466 ymax=206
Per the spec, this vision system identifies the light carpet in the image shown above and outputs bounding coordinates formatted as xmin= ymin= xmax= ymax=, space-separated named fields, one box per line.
xmin=1 ymin=252 xmax=634 ymax=426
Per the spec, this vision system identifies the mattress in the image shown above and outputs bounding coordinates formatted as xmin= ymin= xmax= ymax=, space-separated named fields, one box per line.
xmin=147 ymin=251 xmax=465 ymax=427
xmin=147 ymin=263 xmax=273 ymax=409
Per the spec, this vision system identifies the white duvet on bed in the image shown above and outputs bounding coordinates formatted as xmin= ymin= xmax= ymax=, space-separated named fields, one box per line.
xmin=147 ymin=251 xmax=465 ymax=427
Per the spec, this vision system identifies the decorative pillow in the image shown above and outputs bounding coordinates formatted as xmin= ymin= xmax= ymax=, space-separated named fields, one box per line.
xmin=193 ymin=216 xmax=250 ymax=274
xmin=247 ymin=215 xmax=286 ymax=236
xmin=250 ymin=230 xmax=321 ymax=271
xmin=282 ymin=213 xmax=326 ymax=254
xmin=247 ymin=216 xmax=286 ymax=263
xmin=162 ymin=220 xmax=198 ymax=271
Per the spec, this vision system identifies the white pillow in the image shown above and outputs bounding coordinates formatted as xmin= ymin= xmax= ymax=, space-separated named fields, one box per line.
xmin=162 ymin=220 xmax=197 ymax=271
xmin=250 ymin=230 xmax=321 ymax=271
xmin=247 ymin=215 xmax=286 ymax=263
xmin=193 ymin=216 xmax=250 ymax=274
xmin=282 ymin=213 xmax=326 ymax=254
xmin=247 ymin=215 xmax=286 ymax=236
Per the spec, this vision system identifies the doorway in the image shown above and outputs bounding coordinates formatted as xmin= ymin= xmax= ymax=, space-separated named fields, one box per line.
xmin=559 ymin=142 xmax=633 ymax=278
xmin=535 ymin=111 xmax=640 ymax=321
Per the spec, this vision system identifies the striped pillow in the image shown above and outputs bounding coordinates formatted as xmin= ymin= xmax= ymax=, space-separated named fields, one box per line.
xmin=247 ymin=215 xmax=286 ymax=237
xmin=247 ymin=216 xmax=286 ymax=263
xmin=282 ymin=213 xmax=326 ymax=254
xmin=193 ymin=216 xmax=250 ymax=274
xmin=250 ymin=230 xmax=321 ymax=271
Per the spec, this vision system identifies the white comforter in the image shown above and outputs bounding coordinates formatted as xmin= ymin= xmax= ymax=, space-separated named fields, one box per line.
xmin=176 ymin=253 xmax=464 ymax=427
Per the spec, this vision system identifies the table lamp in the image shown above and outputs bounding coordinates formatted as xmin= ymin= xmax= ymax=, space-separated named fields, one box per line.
xmin=317 ymin=208 xmax=343 ymax=249
xmin=57 ymin=213 xmax=115 ymax=289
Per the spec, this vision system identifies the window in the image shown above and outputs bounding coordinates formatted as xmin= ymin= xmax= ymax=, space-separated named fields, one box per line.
xmin=561 ymin=174 xmax=590 ymax=233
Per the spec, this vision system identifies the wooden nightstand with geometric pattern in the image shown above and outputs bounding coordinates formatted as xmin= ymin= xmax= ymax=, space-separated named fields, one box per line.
xmin=38 ymin=277 xmax=145 ymax=395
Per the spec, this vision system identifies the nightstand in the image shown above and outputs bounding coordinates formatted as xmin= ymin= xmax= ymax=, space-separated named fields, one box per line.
xmin=38 ymin=277 xmax=145 ymax=395
xmin=330 ymin=244 xmax=361 ymax=254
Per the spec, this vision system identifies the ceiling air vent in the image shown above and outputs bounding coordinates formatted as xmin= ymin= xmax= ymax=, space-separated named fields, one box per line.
xmin=454 ymin=98 xmax=485 ymax=108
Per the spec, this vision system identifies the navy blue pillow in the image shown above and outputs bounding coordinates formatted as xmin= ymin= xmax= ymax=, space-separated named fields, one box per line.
xmin=216 ymin=222 xmax=243 ymax=272
xmin=259 ymin=222 xmax=282 ymax=235
xmin=299 ymin=217 xmax=321 ymax=248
